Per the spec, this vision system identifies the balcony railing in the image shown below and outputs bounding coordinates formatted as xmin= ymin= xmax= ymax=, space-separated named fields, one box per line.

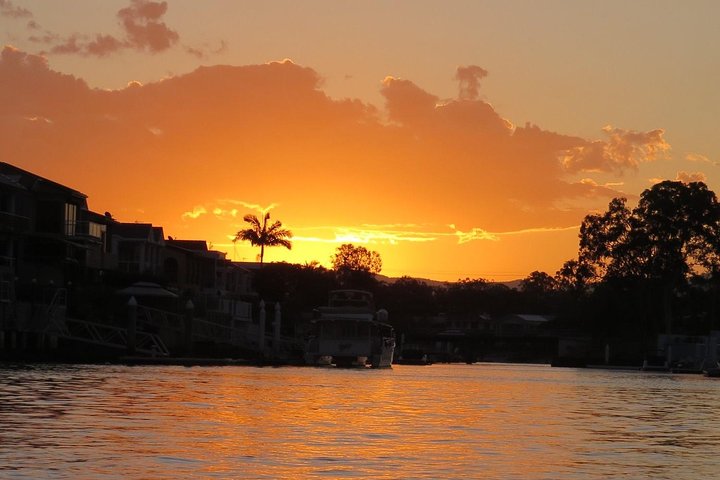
xmin=0 ymin=280 xmax=11 ymax=302
xmin=70 ymin=221 xmax=105 ymax=243
xmin=0 ymin=211 xmax=31 ymax=233
xmin=0 ymin=256 xmax=14 ymax=269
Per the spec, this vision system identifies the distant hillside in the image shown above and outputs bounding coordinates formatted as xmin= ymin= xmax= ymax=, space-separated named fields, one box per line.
xmin=377 ymin=274 xmax=522 ymax=290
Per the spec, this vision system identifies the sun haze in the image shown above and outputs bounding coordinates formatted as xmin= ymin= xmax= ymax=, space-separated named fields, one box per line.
xmin=2 ymin=0 xmax=718 ymax=281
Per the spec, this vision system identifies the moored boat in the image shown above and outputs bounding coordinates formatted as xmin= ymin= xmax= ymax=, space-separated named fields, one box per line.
xmin=304 ymin=290 xmax=395 ymax=368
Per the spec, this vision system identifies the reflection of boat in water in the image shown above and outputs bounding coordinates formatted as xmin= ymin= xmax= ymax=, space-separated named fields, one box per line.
xmin=304 ymin=290 xmax=395 ymax=368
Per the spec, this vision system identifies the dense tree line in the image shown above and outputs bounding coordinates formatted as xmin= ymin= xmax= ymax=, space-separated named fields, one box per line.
xmin=255 ymin=181 xmax=720 ymax=343
xmin=561 ymin=180 xmax=720 ymax=339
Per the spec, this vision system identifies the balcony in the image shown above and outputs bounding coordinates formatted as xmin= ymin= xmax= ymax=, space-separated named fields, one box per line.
xmin=0 ymin=211 xmax=31 ymax=234
xmin=70 ymin=221 xmax=105 ymax=243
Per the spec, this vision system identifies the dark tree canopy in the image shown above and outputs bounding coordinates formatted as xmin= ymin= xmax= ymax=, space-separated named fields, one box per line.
xmin=331 ymin=243 xmax=382 ymax=274
xmin=554 ymin=259 xmax=593 ymax=294
xmin=579 ymin=181 xmax=720 ymax=284
xmin=574 ymin=180 xmax=720 ymax=335
xmin=578 ymin=197 xmax=634 ymax=279
xmin=330 ymin=243 xmax=382 ymax=290
xmin=520 ymin=271 xmax=557 ymax=295
xmin=633 ymin=180 xmax=720 ymax=279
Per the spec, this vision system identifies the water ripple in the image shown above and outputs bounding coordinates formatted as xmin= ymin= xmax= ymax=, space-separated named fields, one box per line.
xmin=1 ymin=363 xmax=720 ymax=479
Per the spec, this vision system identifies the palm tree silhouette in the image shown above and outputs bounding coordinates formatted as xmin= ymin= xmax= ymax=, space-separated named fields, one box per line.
xmin=234 ymin=212 xmax=292 ymax=263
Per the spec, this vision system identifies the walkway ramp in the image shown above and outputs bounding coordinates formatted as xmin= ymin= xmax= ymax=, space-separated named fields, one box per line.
xmin=45 ymin=316 xmax=169 ymax=356
xmin=43 ymin=288 xmax=169 ymax=356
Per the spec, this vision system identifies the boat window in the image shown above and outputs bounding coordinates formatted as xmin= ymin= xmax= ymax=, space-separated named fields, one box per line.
xmin=356 ymin=323 xmax=369 ymax=337
xmin=319 ymin=322 xmax=339 ymax=338
xmin=340 ymin=322 xmax=356 ymax=337
xmin=329 ymin=290 xmax=373 ymax=308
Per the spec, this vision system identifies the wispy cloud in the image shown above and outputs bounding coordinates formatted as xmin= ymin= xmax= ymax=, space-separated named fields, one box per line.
xmin=561 ymin=125 xmax=670 ymax=174
xmin=215 ymin=200 xmax=278 ymax=215
xmin=676 ymin=171 xmax=707 ymax=183
xmin=291 ymin=223 xmax=578 ymax=246
xmin=212 ymin=207 xmax=238 ymax=217
xmin=184 ymin=39 xmax=228 ymax=59
xmin=334 ymin=227 xmax=437 ymax=244
xmin=494 ymin=225 xmax=580 ymax=236
xmin=182 ymin=200 xmax=278 ymax=221
xmin=0 ymin=0 xmax=31 ymax=18
xmin=649 ymin=171 xmax=708 ymax=185
xmin=455 ymin=228 xmax=498 ymax=244
xmin=686 ymin=152 xmax=716 ymax=166
xmin=24 ymin=115 xmax=52 ymax=124
xmin=181 ymin=205 xmax=206 ymax=220
xmin=17 ymin=0 xmax=223 ymax=58
xmin=44 ymin=0 xmax=178 ymax=56
xmin=292 ymin=225 xmax=439 ymax=245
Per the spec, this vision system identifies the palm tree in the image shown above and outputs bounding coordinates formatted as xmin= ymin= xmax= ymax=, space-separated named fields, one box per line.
xmin=234 ymin=212 xmax=292 ymax=264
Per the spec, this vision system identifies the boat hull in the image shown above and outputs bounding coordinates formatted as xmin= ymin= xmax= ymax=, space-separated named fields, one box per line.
xmin=305 ymin=338 xmax=395 ymax=368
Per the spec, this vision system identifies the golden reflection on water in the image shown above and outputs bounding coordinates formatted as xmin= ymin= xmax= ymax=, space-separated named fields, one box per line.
xmin=2 ymin=363 xmax=720 ymax=479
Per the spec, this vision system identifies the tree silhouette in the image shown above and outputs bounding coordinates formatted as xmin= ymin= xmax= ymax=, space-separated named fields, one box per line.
xmin=579 ymin=181 xmax=720 ymax=284
xmin=578 ymin=197 xmax=634 ymax=280
xmin=633 ymin=181 xmax=720 ymax=280
xmin=520 ymin=271 xmax=557 ymax=295
xmin=234 ymin=212 xmax=292 ymax=264
xmin=577 ymin=180 xmax=720 ymax=334
xmin=331 ymin=243 xmax=382 ymax=274
xmin=331 ymin=243 xmax=382 ymax=289
xmin=555 ymin=259 xmax=593 ymax=295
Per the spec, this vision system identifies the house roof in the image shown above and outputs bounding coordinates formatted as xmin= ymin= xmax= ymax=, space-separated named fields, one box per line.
xmin=499 ymin=314 xmax=554 ymax=324
xmin=0 ymin=172 xmax=26 ymax=190
xmin=0 ymin=162 xmax=87 ymax=200
xmin=81 ymin=209 xmax=111 ymax=224
xmin=233 ymin=261 xmax=263 ymax=271
xmin=166 ymin=239 xmax=208 ymax=251
xmin=114 ymin=223 xmax=165 ymax=243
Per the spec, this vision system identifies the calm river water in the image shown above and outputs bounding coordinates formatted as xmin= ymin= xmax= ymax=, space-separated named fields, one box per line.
xmin=1 ymin=363 xmax=719 ymax=479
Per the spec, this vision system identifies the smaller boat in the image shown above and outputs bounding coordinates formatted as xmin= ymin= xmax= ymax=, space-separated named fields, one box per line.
xmin=396 ymin=349 xmax=432 ymax=365
xmin=304 ymin=290 xmax=395 ymax=368
xmin=641 ymin=357 xmax=669 ymax=372
xmin=703 ymin=361 xmax=720 ymax=377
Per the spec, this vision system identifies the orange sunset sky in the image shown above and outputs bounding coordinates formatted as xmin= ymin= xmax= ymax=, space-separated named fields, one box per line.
xmin=1 ymin=0 xmax=719 ymax=281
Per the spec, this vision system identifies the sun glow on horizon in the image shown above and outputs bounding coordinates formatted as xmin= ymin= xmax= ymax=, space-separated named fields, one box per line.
xmin=2 ymin=1 xmax=718 ymax=282
xmin=206 ymin=219 xmax=581 ymax=281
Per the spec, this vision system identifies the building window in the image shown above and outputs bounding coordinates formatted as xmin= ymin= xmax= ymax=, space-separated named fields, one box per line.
xmin=64 ymin=203 xmax=77 ymax=236
xmin=164 ymin=257 xmax=179 ymax=283
xmin=88 ymin=221 xmax=106 ymax=239
xmin=0 ymin=280 xmax=10 ymax=302
xmin=118 ymin=242 xmax=141 ymax=273
xmin=0 ymin=192 xmax=12 ymax=213
xmin=88 ymin=221 xmax=107 ymax=250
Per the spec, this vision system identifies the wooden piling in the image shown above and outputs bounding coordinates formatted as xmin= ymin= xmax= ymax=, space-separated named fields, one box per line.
xmin=184 ymin=300 xmax=194 ymax=355
xmin=258 ymin=300 xmax=266 ymax=354
xmin=127 ymin=296 xmax=137 ymax=354
xmin=273 ymin=302 xmax=281 ymax=354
